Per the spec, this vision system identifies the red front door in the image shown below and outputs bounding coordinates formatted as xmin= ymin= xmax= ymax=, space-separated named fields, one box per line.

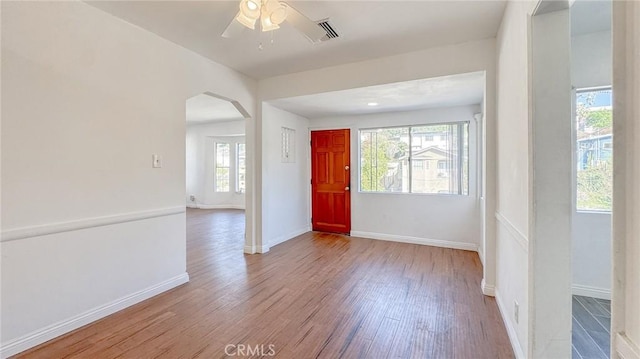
xmin=311 ymin=129 xmax=351 ymax=234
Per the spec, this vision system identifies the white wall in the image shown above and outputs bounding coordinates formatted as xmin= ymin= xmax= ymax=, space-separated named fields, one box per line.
xmin=308 ymin=106 xmax=481 ymax=250
xmin=572 ymin=213 xmax=611 ymax=297
xmin=495 ymin=1 xmax=537 ymax=357
xmin=259 ymin=39 xmax=496 ymax=102
xmin=572 ymin=31 xmax=612 ymax=89
xmin=611 ymin=1 xmax=640 ymax=357
xmin=0 ymin=2 xmax=256 ymax=356
xmin=497 ymin=3 xmax=588 ymax=358
xmin=530 ymin=9 xmax=573 ymax=358
xmin=257 ymin=37 xmax=498 ymax=289
xmin=261 ymin=104 xmax=311 ymax=249
xmin=571 ymin=29 xmax=612 ymax=299
xmin=186 ymin=121 xmax=245 ymax=209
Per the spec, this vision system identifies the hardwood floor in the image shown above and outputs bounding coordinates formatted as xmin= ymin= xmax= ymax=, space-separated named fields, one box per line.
xmin=15 ymin=208 xmax=514 ymax=358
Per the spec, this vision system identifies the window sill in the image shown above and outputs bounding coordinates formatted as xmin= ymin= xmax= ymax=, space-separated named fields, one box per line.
xmin=358 ymin=191 xmax=472 ymax=198
xmin=576 ymin=209 xmax=611 ymax=215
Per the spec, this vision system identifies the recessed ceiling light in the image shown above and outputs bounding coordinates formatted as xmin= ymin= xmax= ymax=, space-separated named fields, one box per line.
xmin=367 ymin=102 xmax=379 ymax=106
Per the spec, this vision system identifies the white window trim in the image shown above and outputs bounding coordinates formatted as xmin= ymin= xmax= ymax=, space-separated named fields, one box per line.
xmin=236 ymin=143 xmax=246 ymax=194
xmin=573 ymin=86 xmax=613 ymax=213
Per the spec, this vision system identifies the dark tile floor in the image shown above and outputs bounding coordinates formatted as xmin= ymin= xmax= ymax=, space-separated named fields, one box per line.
xmin=572 ymin=295 xmax=611 ymax=359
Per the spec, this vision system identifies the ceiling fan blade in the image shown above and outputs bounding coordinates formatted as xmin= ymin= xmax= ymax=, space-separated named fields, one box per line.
xmin=284 ymin=4 xmax=326 ymax=43
xmin=222 ymin=12 xmax=246 ymax=38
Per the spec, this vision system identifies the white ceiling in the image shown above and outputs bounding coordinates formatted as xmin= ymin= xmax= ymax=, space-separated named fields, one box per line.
xmin=268 ymin=71 xmax=485 ymax=119
xmin=186 ymin=93 xmax=245 ymax=124
xmin=86 ymin=0 xmax=506 ymax=79
xmin=571 ymin=0 xmax=611 ymax=35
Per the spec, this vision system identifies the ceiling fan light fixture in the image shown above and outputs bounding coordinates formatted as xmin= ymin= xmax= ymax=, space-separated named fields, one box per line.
xmin=224 ymin=0 xmax=328 ymax=44
xmin=260 ymin=12 xmax=280 ymax=32
xmin=239 ymin=0 xmax=261 ymax=19
xmin=246 ymin=0 xmax=259 ymax=10
xmin=258 ymin=0 xmax=287 ymax=32
xmin=236 ymin=12 xmax=258 ymax=29
xmin=267 ymin=1 xmax=288 ymax=25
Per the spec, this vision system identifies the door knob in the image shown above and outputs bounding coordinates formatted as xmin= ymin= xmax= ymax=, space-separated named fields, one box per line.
xmin=345 ymin=165 xmax=350 ymax=170
xmin=345 ymin=186 xmax=350 ymax=191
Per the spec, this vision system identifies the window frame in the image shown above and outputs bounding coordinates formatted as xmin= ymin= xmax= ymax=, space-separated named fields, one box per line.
xmin=574 ymin=86 xmax=613 ymax=213
xmin=358 ymin=121 xmax=470 ymax=196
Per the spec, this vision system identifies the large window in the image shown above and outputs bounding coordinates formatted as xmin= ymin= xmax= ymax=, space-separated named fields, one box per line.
xmin=359 ymin=122 xmax=469 ymax=195
xmin=236 ymin=143 xmax=246 ymax=193
xmin=215 ymin=143 xmax=230 ymax=192
xmin=576 ymin=88 xmax=612 ymax=211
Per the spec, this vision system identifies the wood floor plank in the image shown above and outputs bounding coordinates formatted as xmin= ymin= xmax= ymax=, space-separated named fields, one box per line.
xmin=14 ymin=209 xmax=514 ymax=359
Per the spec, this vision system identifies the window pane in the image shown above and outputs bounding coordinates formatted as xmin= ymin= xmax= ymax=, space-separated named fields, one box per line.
xmin=576 ymin=88 xmax=612 ymax=211
xmin=216 ymin=168 xmax=229 ymax=192
xmin=216 ymin=143 xmax=230 ymax=167
xmin=360 ymin=123 xmax=469 ymax=195
xmin=360 ymin=128 xmax=410 ymax=192
xmin=237 ymin=143 xmax=246 ymax=193
xmin=215 ymin=143 xmax=230 ymax=192
xmin=410 ymin=123 xmax=468 ymax=194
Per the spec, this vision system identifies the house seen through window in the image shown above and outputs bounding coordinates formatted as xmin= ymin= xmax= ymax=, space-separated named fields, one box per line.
xmin=360 ymin=122 xmax=469 ymax=195
xmin=576 ymin=88 xmax=613 ymax=211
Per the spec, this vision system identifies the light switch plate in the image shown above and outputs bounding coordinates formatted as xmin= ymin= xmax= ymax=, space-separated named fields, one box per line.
xmin=152 ymin=154 xmax=162 ymax=168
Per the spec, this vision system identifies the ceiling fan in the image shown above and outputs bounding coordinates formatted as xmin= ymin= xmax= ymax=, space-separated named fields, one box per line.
xmin=221 ymin=0 xmax=330 ymax=43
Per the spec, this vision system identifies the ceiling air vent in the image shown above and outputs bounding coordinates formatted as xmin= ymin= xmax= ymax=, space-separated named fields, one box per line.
xmin=317 ymin=19 xmax=339 ymax=41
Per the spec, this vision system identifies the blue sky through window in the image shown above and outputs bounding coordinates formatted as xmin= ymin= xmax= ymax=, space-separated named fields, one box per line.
xmin=577 ymin=89 xmax=612 ymax=107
